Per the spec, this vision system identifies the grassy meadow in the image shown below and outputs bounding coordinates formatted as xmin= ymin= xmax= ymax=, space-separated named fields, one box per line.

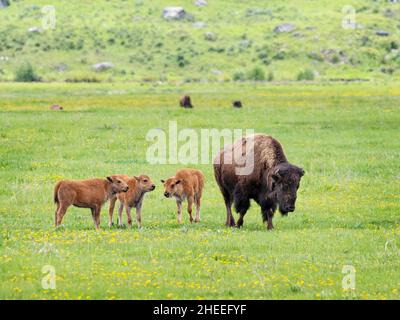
xmin=0 ymin=0 xmax=400 ymax=82
xmin=0 ymin=82 xmax=399 ymax=299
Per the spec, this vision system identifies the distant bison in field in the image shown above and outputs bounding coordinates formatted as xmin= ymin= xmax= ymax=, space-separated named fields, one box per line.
xmin=213 ymin=134 xmax=304 ymax=230
xmin=233 ymin=100 xmax=242 ymax=108
xmin=180 ymin=95 xmax=193 ymax=108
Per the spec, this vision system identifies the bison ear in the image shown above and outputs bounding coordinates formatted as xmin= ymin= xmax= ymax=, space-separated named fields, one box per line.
xmin=106 ymin=176 xmax=113 ymax=183
xmin=175 ymin=179 xmax=181 ymax=185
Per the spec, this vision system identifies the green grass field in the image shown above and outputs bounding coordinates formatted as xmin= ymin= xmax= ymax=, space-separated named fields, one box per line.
xmin=0 ymin=82 xmax=399 ymax=299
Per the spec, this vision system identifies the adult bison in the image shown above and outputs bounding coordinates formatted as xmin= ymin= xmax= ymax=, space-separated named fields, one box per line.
xmin=213 ymin=134 xmax=304 ymax=230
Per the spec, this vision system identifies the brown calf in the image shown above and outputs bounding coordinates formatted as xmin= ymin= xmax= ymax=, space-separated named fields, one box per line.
xmin=108 ymin=175 xmax=155 ymax=228
xmin=54 ymin=175 xmax=129 ymax=229
xmin=161 ymin=169 xmax=204 ymax=224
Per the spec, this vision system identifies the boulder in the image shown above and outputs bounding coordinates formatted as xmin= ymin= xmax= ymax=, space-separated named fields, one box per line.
xmin=204 ymin=32 xmax=217 ymax=41
xmin=273 ymin=23 xmax=296 ymax=33
xmin=92 ymin=62 xmax=114 ymax=72
xmin=162 ymin=7 xmax=189 ymax=20
xmin=195 ymin=0 xmax=207 ymax=7
xmin=376 ymin=30 xmax=389 ymax=37
xmin=28 ymin=27 xmax=42 ymax=34
xmin=0 ymin=0 xmax=10 ymax=8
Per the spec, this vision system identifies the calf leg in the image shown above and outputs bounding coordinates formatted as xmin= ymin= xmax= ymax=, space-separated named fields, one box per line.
xmin=187 ymin=196 xmax=194 ymax=223
xmin=117 ymin=203 xmax=124 ymax=227
xmin=176 ymin=200 xmax=183 ymax=224
xmin=136 ymin=205 xmax=142 ymax=229
xmin=91 ymin=206 xmax=101 ymax=230
xmin=125 ymin=206 xmax=133 ymax=228
xmin=54 ymin=202 xmax=60 ymax=226
xmin=108 ymin=197 xmax=117 ymax=227
xmin=194 ymin=195 xmax=201 ymax=223
xmin=55 ymin=204 xmax=69 ymax=227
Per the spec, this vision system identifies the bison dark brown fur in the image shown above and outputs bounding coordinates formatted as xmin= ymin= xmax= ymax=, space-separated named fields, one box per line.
xmin=213 ymin=134 xmax=304 ymax=230
xmin=180 ymin=95 xmax=193 ymax=108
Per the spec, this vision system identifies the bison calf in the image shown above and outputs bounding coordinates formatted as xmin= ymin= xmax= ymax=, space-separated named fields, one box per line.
xmin=161 ymin=169 xmax=204 ymax=224
xmin=108 ymin=175 xmax=155 ymax=228
xmin=54 ymin=176 xmax=129 ymax=229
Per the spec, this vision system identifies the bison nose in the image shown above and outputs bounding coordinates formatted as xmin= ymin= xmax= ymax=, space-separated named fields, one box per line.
xmin=287 ymin=206 xmax=295 ymax=212
xmin=164 ymin=192 xmax=169 ymax=198
xmin=125 ymin=187 xmax=129 ymax=192
xmin=151 ymin=185 xmax=156 ymax=190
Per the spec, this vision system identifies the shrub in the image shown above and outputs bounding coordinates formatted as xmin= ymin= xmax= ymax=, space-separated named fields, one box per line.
xmin=233 ymin=71 xmax=246 ymax=81
xmin=267 ymin=71 xmax=274 ymax=81
xmin=247 ymin=66 xmax=265 ymax=81
xmin=297 ymin=69 xmax=315 ymax=81
xmin=15 ymin=63 xmax=40 ymax=82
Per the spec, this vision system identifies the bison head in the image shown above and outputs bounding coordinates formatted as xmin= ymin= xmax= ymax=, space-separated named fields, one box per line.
xmin=268 ymin=163 xmax=305 ymax=215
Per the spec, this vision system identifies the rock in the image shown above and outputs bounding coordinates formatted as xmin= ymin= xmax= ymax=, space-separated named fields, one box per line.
xmin=50 ymin=105 xmax=63 ymax=110
xmin=28 ymin=27 xmax=42 ymax=34
xmin=204 ymin=32 xmax=217 ymax=41
xmin=195 ymin=0 xmax=207 ymax=7
xmin=92 ymin=62 xmax=114 ymax=72
xmin=162 ymin=7 xmax=190 ymax=20
xmin=55 ymin=63 xmax=68 ymax=72
xmin=246 ymin=8 xmax=272 ymax=17
xmin=273 ymin=23 xmax=296 ymax=33
xmin=193 ymin=21 xmax=206 ymax=28
xmin=233 ymin=100 xmax=243 ymax=108
xmin=239 ymin=39 xmax=251 ymax=49
xmin=376 ymin=30 xmax=389 ymax=37
xmin=0 ymin=0 xmax=10 ymax=8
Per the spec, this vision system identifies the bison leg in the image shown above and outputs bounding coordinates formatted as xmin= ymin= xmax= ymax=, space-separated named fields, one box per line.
xmin=261 ymin=205 xmax=276 ymax=231
xmin=117 ymin=203 xmax=124 ymax=227
xmin=56 ymin=204 xmax=69 ymax=227
xmin=91 ymin=207 xmax=101 ymax=230
xmin=187 ymin=196 xmax=194 ymax=223
xmin=176 ymin=199 xmax=183 ymax=224
xmin=125 ymin=206 xmax=133 ymax=228
xmin=194 ymin=195 xmax=201 ymax=223
xmin=108 ymin=196 xmax=117 ymax=228
xmin=233 ymin=187 xmax=250 ymax=228
xmin=220 ymin=190 xmax=235 ymax=227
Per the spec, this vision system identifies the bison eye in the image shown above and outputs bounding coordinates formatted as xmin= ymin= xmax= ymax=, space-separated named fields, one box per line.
xmin=171 ymin=184 xmax=174 ymax=187
xmin=144 ymin=179 xmax=148 ymax=183
xmin=117 ymin=181 xmax=121 ymax=184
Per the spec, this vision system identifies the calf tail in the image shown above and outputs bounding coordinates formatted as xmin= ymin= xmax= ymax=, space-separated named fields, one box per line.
xmin=54 ymin=181 xmax=62 ymax=204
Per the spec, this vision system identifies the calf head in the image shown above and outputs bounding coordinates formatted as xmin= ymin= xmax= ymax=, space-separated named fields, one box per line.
xmin=134 ymin=175 xmax=156 ymax=192
xmin=107 ymin=176 xmax=129 ymax=193
xmin=161 ymin=177 xmax=183 ymax=198
xmin=268 ymin=163 xmax=305 ymax=215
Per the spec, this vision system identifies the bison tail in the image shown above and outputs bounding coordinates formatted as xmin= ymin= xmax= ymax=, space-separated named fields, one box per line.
xmin=54 ymin=181 xmax=62 ymax=204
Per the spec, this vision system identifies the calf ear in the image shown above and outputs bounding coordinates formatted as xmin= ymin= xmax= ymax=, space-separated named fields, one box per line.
xmin=106 ymin=176 xmax=113 ymax=183
xmin=160 ymin=179 xmax=165 ymax=183
xmin=175 ymin=179 xmax=181 ymax=184
xmin=133 ymin=176 xmax=140 ymax=181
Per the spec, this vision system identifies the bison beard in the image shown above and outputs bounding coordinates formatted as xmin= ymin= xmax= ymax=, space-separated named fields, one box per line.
xmin=213 ymin=134 xmax=304 ymax=230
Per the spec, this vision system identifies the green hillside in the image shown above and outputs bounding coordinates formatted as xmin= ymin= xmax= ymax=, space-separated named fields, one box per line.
xmin=0 ymin=0 xmax=399 ymax=82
